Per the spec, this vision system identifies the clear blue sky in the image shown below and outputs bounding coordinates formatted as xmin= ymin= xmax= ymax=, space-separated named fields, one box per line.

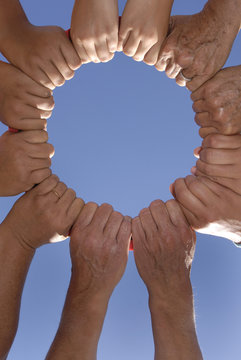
xmin=1 ymin=0 xmax=241 ymax=359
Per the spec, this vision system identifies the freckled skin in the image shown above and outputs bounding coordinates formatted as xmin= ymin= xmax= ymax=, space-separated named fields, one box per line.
xmin=155 ymin=0 xmax=241 ymax=91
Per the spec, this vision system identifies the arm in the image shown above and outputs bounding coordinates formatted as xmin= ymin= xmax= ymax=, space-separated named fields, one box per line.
xmin=46 ymin=203 xmax=131 ymax=359
xmin=0 ymin=224 xmax=34 ymax=360
xmin=132 ymin=200 xmax=203 ymax=359
xmin=0 ymin=175 xmax=84 ymax=357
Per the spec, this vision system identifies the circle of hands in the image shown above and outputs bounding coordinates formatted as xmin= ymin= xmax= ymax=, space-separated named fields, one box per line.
xmin=0 ymin=0 xmax=241 ymax=359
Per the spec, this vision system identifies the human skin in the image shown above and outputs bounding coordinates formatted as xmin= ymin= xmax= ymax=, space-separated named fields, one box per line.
xmin=191 ymin=134 xmax=241 ymax=196
xmin=171 ymin=175 xmax=241 ymax=244
xmin=0 ymin=130 xmax=55 ymax=196
xmin=191 ymin=66 xmax=241 ymax=137
xmin=0 ymin=0 xmax=81 ymax=90
xmin=0 ymin=175 xmax=84 ymax=359
xmin=118 ymin=0 xmax=174 ymax=65
xmin=46 ymin=202 xmax=131 ymax=360
xmin=71 ymin=0 xmax=119 ymax=64
xmin=132 ymin=199 xmax=203 ymax=360
xmin=155 ymin=0 xmax=241 ymax=91
xmin=0 ymin=61 xmax=54 ymax=131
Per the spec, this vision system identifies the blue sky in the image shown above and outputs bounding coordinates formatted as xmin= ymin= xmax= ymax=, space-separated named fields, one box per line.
xmin=1 ymin=0 xmax=241 ymax=359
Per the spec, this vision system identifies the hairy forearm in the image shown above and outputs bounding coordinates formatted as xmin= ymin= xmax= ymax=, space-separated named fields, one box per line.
xmin=0 ymin=223 xmax=35 ymax=360
xmin=46 ymin=278 xmax=109 ymax=360
xmin=149 ymin=294 xmax=203 ymax=360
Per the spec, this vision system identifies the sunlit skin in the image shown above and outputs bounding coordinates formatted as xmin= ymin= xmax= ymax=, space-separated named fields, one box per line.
xmin=71 ymin=0 xmax=119 ymax=64
xmin=171 ymin=175 xmax=241 ymax=244
xmin=118 ymin=0 xmax=173 ymax=65
xmin=0 ymin=1 xmax=81 ymax=90
xmin=155 ymin=0 xmax=241 ymax=91
xmin=191 ymin=66 xmax=241 ymax=137
xmin=0 ymin=130 xmax=54 ymax=196
xmin=0 ymin=175 xmax=84 ymax=359
xmin=191 ymin=134 xmax=241 ymax=197
xmin=132 ymin=200 xmax=203 ymax=360
xmin=46 ymin=203 xmax=131 ymax=360
xmin=0 ymin=61 xmax=54 ymax=131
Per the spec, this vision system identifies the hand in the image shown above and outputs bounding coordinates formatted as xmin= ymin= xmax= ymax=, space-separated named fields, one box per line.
xmin=69 ymin=202 xmax=131 ymax=300
xmin=0 ymin=61 xmax=54 ymax=130
xmin=171 ymin=175 xmax=241 ymax=244
xmin=132 ymin=200 xmax=202 ymax=360
xmin=2 ymin=174 xmax=84 ymax=249
xmin=155 ymin=0 xmax=241 ymax=91
xmin=71 ymin=0 xmax=119 ymax=64
xmin=192 ymin=134 xmax=241 ymax=196
xmin=132 ymin=199 xmax=195 ymax=299
xmin=2 ymin=24 xmax=81 ymax=90
xmin=118 ymin=0 xmax=173 ymax=65
xmin=0 ymin=130 xmax=55 ymax=196
xmin=191 ymin=66 xmax=241 ymax=137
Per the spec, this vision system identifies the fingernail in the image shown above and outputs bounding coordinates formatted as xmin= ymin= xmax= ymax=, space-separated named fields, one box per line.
xmin=191 ymin=166 xmax=197 ymax=175
xmin=194 ymin=147 xmax=201 ymax=158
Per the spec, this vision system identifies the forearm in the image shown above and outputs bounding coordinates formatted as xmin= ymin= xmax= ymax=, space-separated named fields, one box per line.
xmin=46 ymin=278 xmax=109 ymax=360
xmin=204 ymin=0 xmax=241 ymax=31
xmin=149 ymin=293 xmax=203 ymax=360
xmin=0 ymin=222 xmax=35 ymax=360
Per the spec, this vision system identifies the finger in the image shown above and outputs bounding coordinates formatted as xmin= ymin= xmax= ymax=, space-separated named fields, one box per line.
xmin=202 ymin=134 xmax=241 ymax=150
xmin=82 ymin=42 xmax=100 ymax=63
xmin=196 ymin=159 xmax=241 ymax=178
xmin=59 ymin=188 xmax=76 ymax=209
xmin=132 ymin=216 xmax=146 ymax=245
xmin=139 ymin=207 xmax=158 ymax=239
xmin=19 ymin=105 xmax=52 ymax=120
xmin=155 ymin=55 xmax=170 ymax=72
xmin=117 ymin=216 xmax=132 ymax=250
xmin=60 ymin=41 xmax=82 ymax=71
xmin=28 ymin=143 xmax=55 ymax=158
xmin=149 ymin=199 xmax=169 ymax=229
xmin=166 ymin=60 xmax=182 ymax=79
xmin=30 ymin=168 xmax=52 ymax=185
xmin=193 ymin=100 xmax=208 ymax=113
xmin=67 ymin=198 xmax=85 ymax=224
xmin=12 ymin=118 xmax=47 ymax=131
xmin=103 ymin=211 xmax=123 ymax=238
xmin=71 ymin=39 xmax=90 ymax=64
xmin=118 ymin=28 xmax=131 ymax=52
xmin=43 ymin=61 xmax=66 ymax=87
xmin=200 ymin=147 xmax=237 ymax=165
xmin=173 ymin=177 xmax=204 ymax=216
xmin=72 ymin=202 xmax=99 ymax=230
xmin=191 ymin=86 xmax=205 ymax=102
xmin=25 ymin=80 xmax=53 ymax=99
xmin=143 ymin=41 xmax=162 ymax=66
xmin=175 ymin=71 xmax=187 ymax=87
xmin=47 ymin=181 xmax=68 ymax=202
xmin=26 ymin=94 xmax=55 ymax=111
xmin=196 ymin=175 xmax=229 ymax=198
xmin=30 ymin=157 xmax=51 ymax=171
xmin=22 ymin=130 xmax=48 ymax=144
xmin=184 ymin=175 xmax=218 ymax=205
xmin=195 ymin=112 xmax=210 ymax=127
xmin=90 ymin=203 xmax=113 ymax=231
xmin=107 ymin=31 xmax=118 ymax=53
xmin=96 ymin=39 xmax=113 ymax=63
xmin=199 ymin=127 xmax=218 ymax=139
xmin=133 ymin=40 xmax=155 ymax=62
xmin=33 ymin=67 xmax=55 ymax=90
xmin=165 ymin=199 xmax=189 ymax=227
xmin=194 ymin=146 xmax=202 ymax=158
xmin=33 ymin=174 xmax=59 ymax=195
xmin=52 ymin=51 xmax=75 ymax=80
xmin=123 ymin=33 xmax=140 ymax=57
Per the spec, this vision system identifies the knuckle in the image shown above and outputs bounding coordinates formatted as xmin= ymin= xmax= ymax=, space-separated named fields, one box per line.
xmin=203 ymin=134 xmax=219 ymax=148
xmin=220 ymin=121 xmax=233 ymax=135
